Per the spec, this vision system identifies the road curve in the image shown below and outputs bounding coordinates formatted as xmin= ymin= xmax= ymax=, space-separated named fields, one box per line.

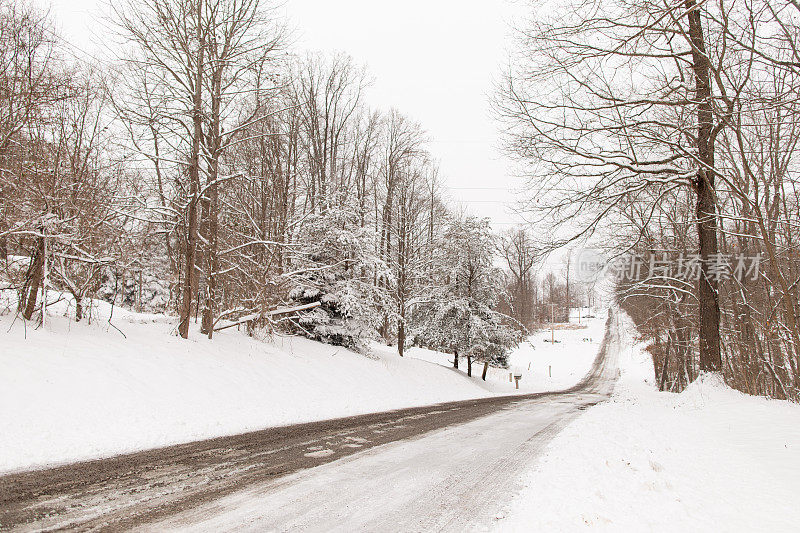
xmin=0 ymin=311 xmax=620 ymax=532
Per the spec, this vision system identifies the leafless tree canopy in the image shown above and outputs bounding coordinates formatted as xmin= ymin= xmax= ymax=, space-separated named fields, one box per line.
xmin=0 ymin=0 xmax=527 ymax=372
xmin=499 ymin=0 xmax=800 ymax=399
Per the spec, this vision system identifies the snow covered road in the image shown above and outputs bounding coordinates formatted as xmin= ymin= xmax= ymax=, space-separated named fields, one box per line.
xmin=153 ymin=314 xmax=618 ymax=533
xmin=0 ymin=314 xmax=618 ymax=532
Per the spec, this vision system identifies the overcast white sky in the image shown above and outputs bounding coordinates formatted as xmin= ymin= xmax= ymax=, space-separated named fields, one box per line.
xmin=41 ymin=0 xmax=530 ymax=229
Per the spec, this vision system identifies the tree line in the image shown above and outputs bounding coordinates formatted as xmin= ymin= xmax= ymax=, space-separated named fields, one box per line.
xmin=0 ymin=0 xmax=544 ymax=372
xmin=500 ymin=0 xmax=800 ymax=399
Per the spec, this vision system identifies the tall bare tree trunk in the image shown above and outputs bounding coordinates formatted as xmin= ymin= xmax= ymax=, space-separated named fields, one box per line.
xmin=686 ymin=0 xmax=722 ymax=372
xmin=178 ymin=0 xmax=204 ymax=339
xmin=201 ymin=184 xmax=219 ymax=339
xmin=202 ymin=66 xmax=222 ymax=339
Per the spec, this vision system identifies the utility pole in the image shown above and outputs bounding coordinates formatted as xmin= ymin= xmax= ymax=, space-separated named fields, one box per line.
xmin=565 ymin=253 xmax=571 ymax=321
xmin=41 ymin=227 xmax=47 ymax=328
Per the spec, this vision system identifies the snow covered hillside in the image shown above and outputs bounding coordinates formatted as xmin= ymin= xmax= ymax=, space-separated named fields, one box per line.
xmin=495 ymin=313 xmax=800 ymax=532
xmin=0 ymin=294 xmax=604 ymax=474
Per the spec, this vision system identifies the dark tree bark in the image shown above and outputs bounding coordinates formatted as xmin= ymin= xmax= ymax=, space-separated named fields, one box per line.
xmin=21 ymin=237 xmax=45 ymax=320
xmin=659 ymin=351 xmax=670 ymax=392
xmin=201 ymin=65 xmax=222 ymax=339
xmin=686 ymin=0 xmax=722 ymax=372
xmin=397 ymin=322 xmax=405 ymax=356
xmin=178 ymin=0 xmax=205 ymax=340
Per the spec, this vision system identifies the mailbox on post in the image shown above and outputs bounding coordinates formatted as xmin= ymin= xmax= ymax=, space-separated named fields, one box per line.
xmin=513 ymin=374 xmax=522 ymax=389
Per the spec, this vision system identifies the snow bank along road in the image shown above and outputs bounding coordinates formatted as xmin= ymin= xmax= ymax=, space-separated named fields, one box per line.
xmin=0 ymin=313 xmax=620 ymax=532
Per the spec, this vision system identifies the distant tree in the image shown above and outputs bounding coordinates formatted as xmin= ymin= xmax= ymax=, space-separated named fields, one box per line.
xmin=111 ymin=0 xmax=285 ymax=338
xmin=500 ymin=227 xmax=538 ymax=329
xmin=0 ymin=1 xmax=65 ymax=318
xmin=414 ymin=216 xmax=522 ymax=378
xmin=498 ymin=0 xmax=727 ymax=371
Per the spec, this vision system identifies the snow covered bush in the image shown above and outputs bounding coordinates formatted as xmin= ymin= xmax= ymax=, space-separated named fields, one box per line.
xmin=412 ymin=216 xmax=522 ymax=375
xmin=414 ymin=297 xmax=522 ymax=369
xmin=286 ymin=204 xmax=393 ymax=351
xmin=96 ymin=267 xmax=172 ymax=314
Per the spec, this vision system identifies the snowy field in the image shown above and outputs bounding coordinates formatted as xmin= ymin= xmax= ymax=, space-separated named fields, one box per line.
xmin=380 ymin=310 xmax=606 ymax=393
xmin=494 ymin=313 xmax=800 ymax=532
xmin=0 ymin=292 xmax=604 ymax=473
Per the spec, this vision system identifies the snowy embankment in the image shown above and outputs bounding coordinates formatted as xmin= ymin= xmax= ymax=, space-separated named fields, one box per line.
xmin=0 ymin=292 xmax=603 ymax=474
xmin=495 ymin=313 xmax=800 ymax=532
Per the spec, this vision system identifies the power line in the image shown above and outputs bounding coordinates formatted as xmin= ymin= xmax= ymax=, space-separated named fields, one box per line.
xmin=456 ymin=200 xmax=513 ymax=204
xmin=446 ymin=186 xmax=519 ymax=191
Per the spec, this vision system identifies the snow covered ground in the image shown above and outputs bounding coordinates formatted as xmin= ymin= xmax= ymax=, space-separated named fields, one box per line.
xmin=495 ymin=313 xmax=800 ymax=532
xmin=0 ymin=291 xmax=603 ymax=474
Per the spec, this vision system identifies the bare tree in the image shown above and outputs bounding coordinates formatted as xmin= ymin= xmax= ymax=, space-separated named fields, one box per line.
xmin=500 ymin=227 xmax=538 ymax=328
xmin=497 ymin=0 xmax=757 ymax=372
xmin=111 ymin=0 xmax=284 ymax=338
